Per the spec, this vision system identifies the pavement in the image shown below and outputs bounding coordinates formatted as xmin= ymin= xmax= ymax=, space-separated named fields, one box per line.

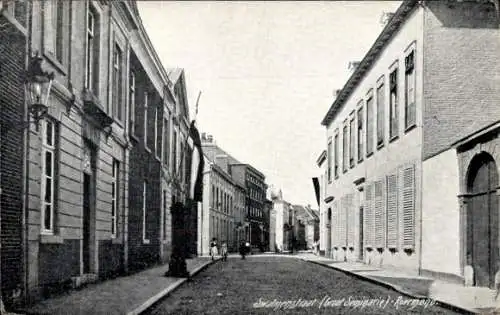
xmin=21 ymin=256 xmax=219 ymax=315
xmin=294 ymin=252 xmax=500 ymax=315
xmin=18 ymin=251 xmax=500 ymax=314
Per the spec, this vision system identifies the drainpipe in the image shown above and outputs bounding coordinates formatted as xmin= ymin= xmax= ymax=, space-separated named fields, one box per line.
xmin=23 ymin=0 xmax=34 ymax=307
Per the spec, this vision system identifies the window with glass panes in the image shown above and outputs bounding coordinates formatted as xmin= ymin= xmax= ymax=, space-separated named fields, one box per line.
xmin=41 ymin=120 xmax=57 ymax=233
xmin=390 ymin=68 xmax=398 ymax=138
xmin=405 ymin=51 xmax=416 ymax=129
xmin=366 ymin=95 xmax=374 ymax=155
xmin=376 ymin=80 xmax=385 ymax=147
xmin=357 ymin=105 xmax=363 ymax=162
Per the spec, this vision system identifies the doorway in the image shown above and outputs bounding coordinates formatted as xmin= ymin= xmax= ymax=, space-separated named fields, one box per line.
xmin=82 ymin=143 xmax=96 ymax=274
xmin=326 ymin=208 xmax=331 ymax=257
xmin=359 ymin=206 xmax=364 ymax=262
xmin=467 ymin=153 xmax=498 ymax=288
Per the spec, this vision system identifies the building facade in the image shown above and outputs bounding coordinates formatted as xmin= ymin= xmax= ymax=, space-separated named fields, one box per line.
xmin=422 ymin=121 xmax=500 ymax=288
xmin=0 ymin=0 xmax=195 ymax=307
xmin=230 ymin=163 xmax=267 ymax=250
xmin=0 ymin=1 xmax=29 ymax=308
xmin=320 ymin=0 xmax=500 ymax=277
xmin=316 ymin=150 xmax=329 ymax=256
xmin=201 ymin=134 xmax=267 ymax=250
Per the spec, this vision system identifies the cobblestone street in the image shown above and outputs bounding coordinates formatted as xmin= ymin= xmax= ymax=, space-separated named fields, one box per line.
xmin=145 ymin=255 xmax=461 ymax=315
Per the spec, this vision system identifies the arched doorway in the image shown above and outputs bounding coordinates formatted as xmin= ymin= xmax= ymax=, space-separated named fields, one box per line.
xmin=466 ymin=152 xmax=499 ymax=288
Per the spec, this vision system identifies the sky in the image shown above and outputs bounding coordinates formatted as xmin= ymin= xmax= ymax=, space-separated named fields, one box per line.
xmin=137 ymin=1 xmax=402 ymax=207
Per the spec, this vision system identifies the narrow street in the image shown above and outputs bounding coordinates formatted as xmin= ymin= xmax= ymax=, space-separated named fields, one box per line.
xmin=145 ymin=255 xmax=460 ymax=315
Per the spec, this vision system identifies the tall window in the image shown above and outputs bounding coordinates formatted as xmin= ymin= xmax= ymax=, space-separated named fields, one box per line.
xmin=111 ymin=160 xmax=119 ymax=237
xmin=129 ymin=72 xmax=136 ymax=135
xmin=144 ymin=92 xmax=149 ymax=148
xmin=154 ymin=106 xmax=161 ymax=158
xmin=163 ymin=190 xmax=167 ymax=240
xmin=172 ymin=130 xmax=177 ymax=174
xmin=85 ymin=7 xmax=98 ymax=92
xmin=366 ymin=95 xmax=374 ymax=155
xmin=44 ymin=0 xmax=64 ymax=62
xmin=405 ymin=50 xmax=416 ymax=129
xmin=349 ymin=116 xmax=355 ymax=168
xmin=162 ymin=117 xmax=170 ymax=167
xmin=327 ymin=138 xmax=332 ymax=182
xmin=376 ymin=81 xmax=385 ymax=147
xmin=211 ymin=185 xmax=215 ymax=208
xmin=142 ymin=181 xmax=149 ymax=243
xmin=112 ymin=44 xmax=123 ymax=122
xmin=342 ymin=124 xmax=348 ymax=173
xmin=41 ymin=120 xmax=57 ymax=233
xmin=334 ymin=134 xmax=339 ymax=178
xmin=390 ymin=68 xmax=398 ymax=139
xmin=357 ymin=105 xmax=364 ymax=162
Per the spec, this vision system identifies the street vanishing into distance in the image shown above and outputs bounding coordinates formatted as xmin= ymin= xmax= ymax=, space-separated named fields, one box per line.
xmin=145 ymin=255 xmax=460 ymax=315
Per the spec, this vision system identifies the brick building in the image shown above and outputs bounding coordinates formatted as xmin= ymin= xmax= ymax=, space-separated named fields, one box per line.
xmin=0 ymin=0 xmax=194 ymax=307
xmin=320 ymin=0 xmax=500 ymax=276
xmin=0 ymin=1 xmax=28 ymax=308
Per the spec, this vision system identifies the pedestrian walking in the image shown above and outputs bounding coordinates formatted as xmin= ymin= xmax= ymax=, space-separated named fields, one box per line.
xmin=210 ymin=238 xmax=219 ymax=260
xmin=239 ymin=241 xmax=247 ymax=259
xmin=221 ymin=241 xmax=228 ymax=262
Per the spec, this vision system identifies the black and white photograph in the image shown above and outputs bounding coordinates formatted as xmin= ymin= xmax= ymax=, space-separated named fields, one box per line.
xmin=0 ymin=0 xmax=499 ymax=314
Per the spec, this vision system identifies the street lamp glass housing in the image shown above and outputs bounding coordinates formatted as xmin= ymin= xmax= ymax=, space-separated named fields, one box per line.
xmin=25 ymin=53 xmax=55 ymax=122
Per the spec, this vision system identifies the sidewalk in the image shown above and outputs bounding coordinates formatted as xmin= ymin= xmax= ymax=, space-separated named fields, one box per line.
xmin=22 ymin=257 xmax=217 ymax=315
xmin=296 ymin=253 xmax=500 ymax=314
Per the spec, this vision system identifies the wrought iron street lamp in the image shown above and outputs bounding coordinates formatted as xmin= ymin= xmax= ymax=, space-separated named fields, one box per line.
xmin=24 ymin=52 xmax=55 ymax=128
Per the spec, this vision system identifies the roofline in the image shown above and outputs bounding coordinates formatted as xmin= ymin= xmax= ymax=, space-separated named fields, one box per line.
xmin=321 ymin=0 xmax=419 ymax=126
xmin=452 ymin=120 xmax=500 ymax=149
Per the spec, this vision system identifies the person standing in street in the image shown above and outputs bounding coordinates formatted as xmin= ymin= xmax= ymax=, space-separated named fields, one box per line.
xmin=210 ymin=238 xmax=218 ymax=260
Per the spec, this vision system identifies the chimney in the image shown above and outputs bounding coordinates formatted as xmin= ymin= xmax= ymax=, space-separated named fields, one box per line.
xmin=380 ymin=12 xmax=395 ymax=27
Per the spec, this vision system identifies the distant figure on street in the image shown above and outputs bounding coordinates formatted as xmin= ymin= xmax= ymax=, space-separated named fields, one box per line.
xmin=220 ymin=241 xmax=228 ymax=262
xmin=239 ymin=241 xmax=247 ymax=259
xmin=210 ymin=238 xmax=218 ymax=260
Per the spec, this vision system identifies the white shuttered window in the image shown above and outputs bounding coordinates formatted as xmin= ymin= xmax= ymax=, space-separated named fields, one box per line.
xmin=364 ymin=184 xmax=375 ymax=248
xmin=374 ymin=180 xmax=385 ymax=248
xmin=386 ymin=174 xmax=399 ymax=248
xmin=401 ymin=165 xmax=416 ymax=248
xmin=347 ymin=194 xmax=355 ymax=248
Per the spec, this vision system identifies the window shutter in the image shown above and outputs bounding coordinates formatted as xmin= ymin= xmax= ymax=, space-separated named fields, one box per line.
xmin=364 ymin=184 xmax=374 ymax=248
xmin=401 ymin=165 xmax=415 ymax=248
xmin=340 ymin=196 xmax=347 ymax=248
xmin=332 ymin=201 xmax=338 ymax=247
xmin=374 ymin=180 xmax=385 ymax=248
xmin=347 ymin=194 xmax=355 ymax=248
xmin=386 ymin=174 xmax=398 ymax=248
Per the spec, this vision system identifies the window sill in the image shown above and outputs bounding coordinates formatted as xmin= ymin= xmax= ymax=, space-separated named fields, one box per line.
xmin=111 ymin=237 xmax=122 ymax=244
xmin=389 ymin=135 xmax=399 ymax=143
xmin=376 ymin=142 xmax=384 ymax=150
xmin=404 ymin=124 xmax=416 ymax=134
xmin=145 ymin=147 xmax=152 ymax=154
xmin=155 ymin=155 xmax=161 ymax=163
xmin=43 ymin=51 xmax=68 ymax=77
xmin=40 ymin=233 xmax=64 ymax=244
xmin=129 ymin=134 xmax=139 ymax=143
xmin=366 ymin=151 xmax=374 ymax=159
xmin=143 ymin=239 xmax=150 ymax=245
xmin=357 ymin=158 xmax=363 ymax=164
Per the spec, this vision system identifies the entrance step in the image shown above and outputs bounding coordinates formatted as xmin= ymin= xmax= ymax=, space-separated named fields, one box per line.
xmin=71 ymin=274 xmax=98 ymax=289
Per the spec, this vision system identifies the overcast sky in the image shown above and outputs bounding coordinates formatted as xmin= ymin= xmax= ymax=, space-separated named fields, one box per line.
xmin=137 ymin=1 xmax=402 ymax=207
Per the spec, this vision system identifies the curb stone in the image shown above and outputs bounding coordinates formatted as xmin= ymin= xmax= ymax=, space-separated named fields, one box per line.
xmin=127 ymin=258 xmax=221 ymax=315
xmin=301 ymin=258 xmax=479 ymax=315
